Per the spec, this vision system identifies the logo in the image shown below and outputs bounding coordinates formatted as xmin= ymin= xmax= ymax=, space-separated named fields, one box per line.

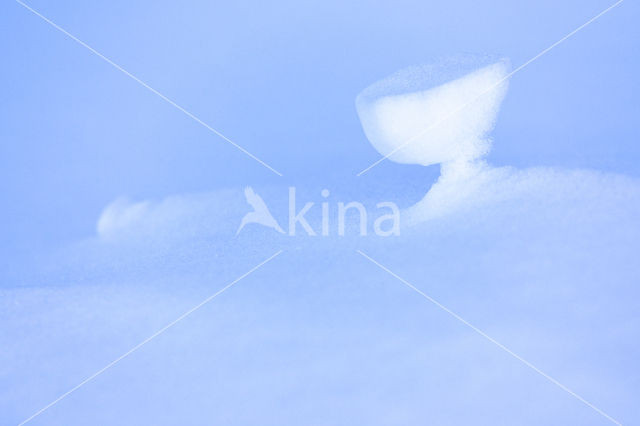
xmin=237 ymin=187 xmax=400 ymax=237
xmin=237 ymin=187 xmax=285 ymax=235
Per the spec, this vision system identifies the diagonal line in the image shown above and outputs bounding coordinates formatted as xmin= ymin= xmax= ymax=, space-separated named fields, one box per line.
xmin=356 ymin=0 xmax=625 ymax=176
xmin=14 ymin=0 xmax=283 ymax=177
xmin=17 ymin=250 xmax=283 ymax=426
xmin=356 ymin=250 xmax=622 ymax=425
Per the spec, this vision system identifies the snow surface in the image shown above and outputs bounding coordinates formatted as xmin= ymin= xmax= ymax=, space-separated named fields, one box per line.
xmin=3 ymin=57 xmax=640 ymax=425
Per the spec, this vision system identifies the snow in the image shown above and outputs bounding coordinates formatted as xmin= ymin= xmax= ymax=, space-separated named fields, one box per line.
xmin=355 ymin=55 xmax=510 ymax=166
xmin=3 ymin=56 xmax=640 ymax=426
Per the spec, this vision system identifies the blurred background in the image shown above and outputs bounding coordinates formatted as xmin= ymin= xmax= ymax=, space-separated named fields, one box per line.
xmin=1 ymin=0 xmax=638 ymax=267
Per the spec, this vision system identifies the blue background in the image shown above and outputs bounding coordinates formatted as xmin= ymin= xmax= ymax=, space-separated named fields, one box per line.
xmin=1 ymin=1 xmax=638 ymax=425
xmin=1 ymin=0 xmax=638 ymax=257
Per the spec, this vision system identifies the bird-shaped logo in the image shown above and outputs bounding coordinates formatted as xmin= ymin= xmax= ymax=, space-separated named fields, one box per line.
xmin=237 ymin=186 xmax=285 ymax=235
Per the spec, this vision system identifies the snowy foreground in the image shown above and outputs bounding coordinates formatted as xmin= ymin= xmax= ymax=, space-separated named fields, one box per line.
xmin=3 ymin=57 xmax=640 ymax=425
xmin=2 ymin=167 xmax=640 ymax=426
